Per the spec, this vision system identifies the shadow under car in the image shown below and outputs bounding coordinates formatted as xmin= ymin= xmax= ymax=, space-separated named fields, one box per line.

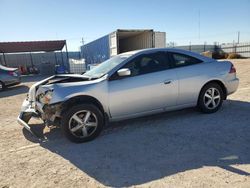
xmin=22 ymin=99 xmax=250 ymax=187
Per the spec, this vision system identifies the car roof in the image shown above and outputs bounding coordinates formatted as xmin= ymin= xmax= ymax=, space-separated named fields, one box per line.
xmin=119 ymin=48 xmax=214 ymax=62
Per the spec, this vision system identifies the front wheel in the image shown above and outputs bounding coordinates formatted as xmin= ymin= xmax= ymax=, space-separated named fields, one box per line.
xmin=198 ymin=83 xmax=224 ymax=113
xmin=61 ymin=104 xmax=104 ymax=143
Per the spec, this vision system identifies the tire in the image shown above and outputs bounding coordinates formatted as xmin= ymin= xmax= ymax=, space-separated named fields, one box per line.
xmin=198 ymin=83 xmax=224 ymax=113
xmin=61 ymin=103 xmax=104 ymax=143
xmin=0 ymin=81 xmax=5 ymax=91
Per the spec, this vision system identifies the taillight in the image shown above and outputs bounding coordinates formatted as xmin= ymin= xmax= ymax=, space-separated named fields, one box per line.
xmin=8 ymin=71 xmax=14 ymax=76
xmin=8 ymin=71 xmax=18 ymax=76
xmin=229 ymin=64 xmax=236 ymax=73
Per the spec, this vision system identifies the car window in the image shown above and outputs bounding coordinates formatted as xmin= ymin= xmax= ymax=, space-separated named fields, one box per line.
xmin=171 ymin=53 xmax=202 ymax=67
xmin=123 ymin=52 xmax=170 ymax=77
xmin=84 ymin=55 xmax=129 ymax=78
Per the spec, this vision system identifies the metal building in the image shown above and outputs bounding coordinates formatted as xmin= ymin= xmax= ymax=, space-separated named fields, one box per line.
xmin=0 ymin=40 xmax=76 ymax=75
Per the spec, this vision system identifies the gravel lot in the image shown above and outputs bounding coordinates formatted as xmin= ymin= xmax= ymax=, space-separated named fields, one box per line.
xmin=0 ymin=59 xmax=250 ymax=188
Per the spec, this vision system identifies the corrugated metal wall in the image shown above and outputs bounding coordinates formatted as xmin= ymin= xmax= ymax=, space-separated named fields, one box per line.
xmin=0 ymin=51 xmax=81 ymax=74
xmin=81 ymin=35 xmax=110 ymax=65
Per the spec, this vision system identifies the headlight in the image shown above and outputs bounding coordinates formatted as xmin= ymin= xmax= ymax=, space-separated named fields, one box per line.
xmin=39 ymin=90 xmax=53 ymax=104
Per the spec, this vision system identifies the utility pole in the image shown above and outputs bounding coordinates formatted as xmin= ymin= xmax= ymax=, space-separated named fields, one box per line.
xmin=204 ymin=41 xmax=207 ymax=52
xmin=237 ymin=31 xmax=240 ymax=44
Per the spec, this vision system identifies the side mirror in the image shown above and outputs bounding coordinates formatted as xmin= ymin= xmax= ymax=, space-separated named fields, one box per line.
xmin=117 ymin=68 xmax=131 ymax=77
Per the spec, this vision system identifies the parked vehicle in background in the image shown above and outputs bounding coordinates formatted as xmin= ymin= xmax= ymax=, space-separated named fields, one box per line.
xmin=0 ymin=64 xmax=21 ymax=91
xmin=17 ymin=48 xmax=239 ymax=143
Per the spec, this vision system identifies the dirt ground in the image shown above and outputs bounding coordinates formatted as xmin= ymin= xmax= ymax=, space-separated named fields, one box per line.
xmin=0 ymin=59 xmax=250 ymax=188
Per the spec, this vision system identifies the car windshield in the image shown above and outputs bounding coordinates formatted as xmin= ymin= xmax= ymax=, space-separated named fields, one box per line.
xmin=84 ymin=55 xmax=129 ymax=78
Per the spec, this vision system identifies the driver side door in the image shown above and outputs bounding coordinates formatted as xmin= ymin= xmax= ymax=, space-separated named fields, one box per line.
xmin=108 ymin=51 xmax=178 ymax=120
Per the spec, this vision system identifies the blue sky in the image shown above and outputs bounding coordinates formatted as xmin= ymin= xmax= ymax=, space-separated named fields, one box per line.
xmin=0 ymin=0 xmax=250 ymax=51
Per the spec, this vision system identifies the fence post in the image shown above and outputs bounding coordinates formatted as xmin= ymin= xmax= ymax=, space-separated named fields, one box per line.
xmin=3 ymin=53 xmax=7 ymax=66
xmin=54 ymin=52 xmax=57 ymax=65
xmin=29 ymin=52 xmax=34 ymax=68
xmin=60 ymin=50 xmax=64 ymax=66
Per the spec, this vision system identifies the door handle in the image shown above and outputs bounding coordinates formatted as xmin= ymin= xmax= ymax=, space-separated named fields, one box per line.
xmin=164 ymin=80 xmax=172 ymax=85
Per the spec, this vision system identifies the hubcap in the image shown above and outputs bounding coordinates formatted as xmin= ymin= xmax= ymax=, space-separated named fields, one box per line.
xmin=69 ymin=110 xmax=98 ymax=138
xmin=203 ymin=87 xmax=221 ymax=109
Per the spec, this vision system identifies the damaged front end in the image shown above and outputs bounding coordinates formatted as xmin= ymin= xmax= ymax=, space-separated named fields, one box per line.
xmin=17 ymin=74 xmax=91 ymax=138
xmin=17 ymin=99 xmax=41 ymax=137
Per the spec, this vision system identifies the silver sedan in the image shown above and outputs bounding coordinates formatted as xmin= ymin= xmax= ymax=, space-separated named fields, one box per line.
xmin=0 ymin=64 xmax=21 ymax=91
xmin=18 ymin=48 xmax=239 ymax=143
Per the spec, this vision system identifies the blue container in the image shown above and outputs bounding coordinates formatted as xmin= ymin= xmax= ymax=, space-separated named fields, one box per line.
xmin=81 ymin=35 xmax=110 ymax=65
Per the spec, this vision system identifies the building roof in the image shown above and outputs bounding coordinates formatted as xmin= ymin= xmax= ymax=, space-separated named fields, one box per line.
xmin=0 ymin=40 xmax=66 ymax=53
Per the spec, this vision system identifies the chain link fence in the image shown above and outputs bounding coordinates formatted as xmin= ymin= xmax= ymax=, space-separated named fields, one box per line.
xmin=175 ymin=42 xmax=250 ymax=58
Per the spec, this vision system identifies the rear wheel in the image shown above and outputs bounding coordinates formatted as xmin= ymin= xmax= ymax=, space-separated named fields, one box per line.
xmin=61 ymin=104 xmax=104 ymax=143
xmin=198 ymin=83 xmax=224 ymax=113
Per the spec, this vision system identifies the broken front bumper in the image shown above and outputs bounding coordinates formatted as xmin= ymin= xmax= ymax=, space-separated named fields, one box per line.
xmin=17 ymin=99 xmax=40 ymax=137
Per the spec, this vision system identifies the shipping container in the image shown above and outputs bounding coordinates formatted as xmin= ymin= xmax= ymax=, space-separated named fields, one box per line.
xmin=81 ymin=29 xmax=166 ymax=64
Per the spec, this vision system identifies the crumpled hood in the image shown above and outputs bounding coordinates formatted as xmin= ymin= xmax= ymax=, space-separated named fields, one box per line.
xmin=28 ymin=74 xmax=92 ymax=102
xmin=28 ymin=76 xmax=54 ymax=102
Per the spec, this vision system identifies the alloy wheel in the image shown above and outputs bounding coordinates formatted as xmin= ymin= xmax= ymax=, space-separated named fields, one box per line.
xmin=203 ymin=87 xmax=221 ymax=110
xmin=69 ymin=110 xmax=98 ymax=138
